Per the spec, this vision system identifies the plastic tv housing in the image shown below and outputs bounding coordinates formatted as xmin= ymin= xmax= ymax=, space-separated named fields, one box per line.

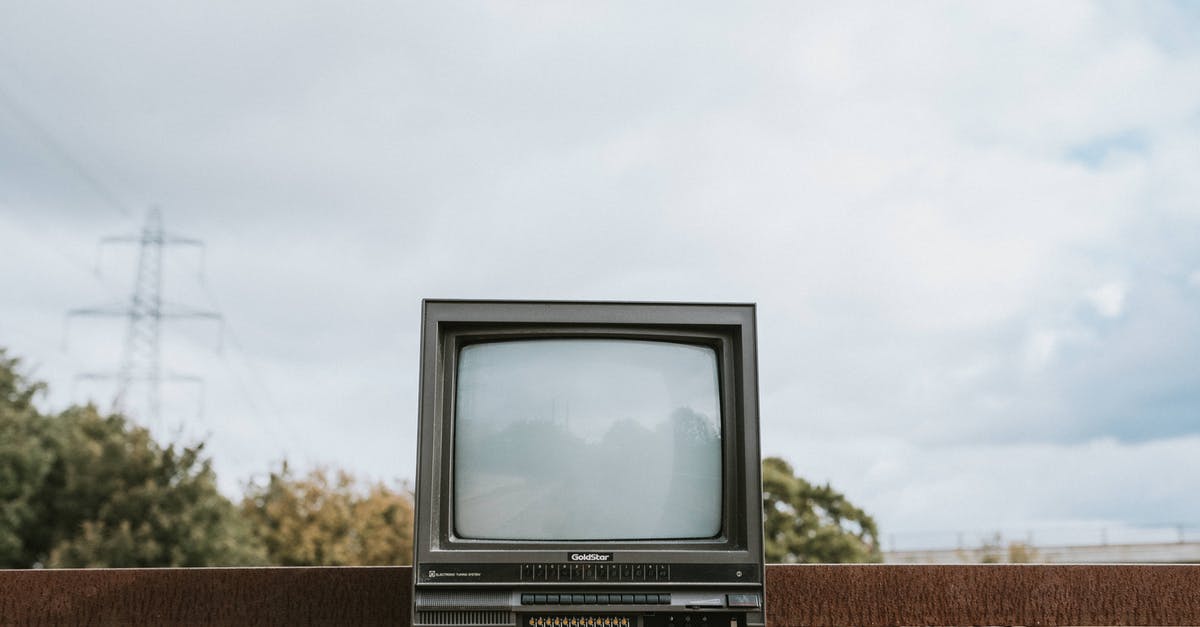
xmin=413 ymin=300 xmax=765 ymax=627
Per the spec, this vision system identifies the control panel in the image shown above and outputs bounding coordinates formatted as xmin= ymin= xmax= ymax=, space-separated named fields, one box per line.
xmin=522 ymin=563 xmax=671 ymax=582
xmin=414 ymin=588 xmax=763 ymax=627
xmin=522 ymin=593 xmax=671 ymax=605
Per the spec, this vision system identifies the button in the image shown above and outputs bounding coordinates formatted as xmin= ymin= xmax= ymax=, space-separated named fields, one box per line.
xmin=644 ymin=564 xmax=657 ymax=581
xmin=632 ymin=565 xmax=644 ymax=580
xmin=583 ymin=564 xmax=595 ymax=581
xmin=521 ymin=594 xmax=534 ymax=604
xmin=633 ymin=594 xmax=647 ymax=604
xmin=572 ymin=564 xmax=584 ymax=580
xmin=584 ymin=594 xmax=596 ymax=604
xmin=656 ymin=565 xmax=669 ymax=580
xmin=547 ymin=564 xmax=559 ymax=580
xmin=727 ymin=593 xmax=761 ymax=608
xmin=534 ymin=594 xmax=547 ymax=604
xmin=658 ymin=594 xmax=671 ymax=604
xmin=522 ymin=564 xmax=534 ymax=580
xmin=534 ymin=564 xmax=546 ymax=580
xmin=620 ymin=564 xmax=632 ymax=580
xmin=621 ymin=594 xmax=634 ymax=604
xmin=560 ymin=564 xmax=571 ymax=581
xmin=572 ymin=594 xmax=585 ymax=604
xmin=546 ymin=595 xmax=560 ymax=604
xmin=596 ymin=564 xmax=608 ymax=580
xmin=596 ymin=594 xmax=610 ymax=604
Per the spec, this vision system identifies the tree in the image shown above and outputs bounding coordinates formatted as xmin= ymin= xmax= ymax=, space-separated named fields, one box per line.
xmin=241 ymin=463 xmax=413 ymax=566
xmin=762 ymin=456 xmax=881 ymax=563
xmin=0 ymin=349 xmax=52 ymax=566
xmin=0 ymin=348 xmax=267 ymax=567
xmin=968 ymin=534 xmax=1039 ymax=563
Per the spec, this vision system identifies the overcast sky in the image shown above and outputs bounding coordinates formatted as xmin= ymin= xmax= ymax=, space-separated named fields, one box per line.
xmin=1 ymin=1 xmax=1198 ymax=549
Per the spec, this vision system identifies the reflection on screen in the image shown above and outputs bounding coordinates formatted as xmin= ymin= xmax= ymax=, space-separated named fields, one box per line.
xmin=454 ymin=339 xmax=722 ymax=540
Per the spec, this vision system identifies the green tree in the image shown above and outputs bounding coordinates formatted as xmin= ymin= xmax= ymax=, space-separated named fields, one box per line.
xmin=762 ymin=456 xmax=881 ymax=563
xmin=967 ymin=534 xmax=1039 ymax=563
xmin=0 ymin=348 xmax=267 ymax=567
xmin=0 ymin=349 xmax=52 ymax=566
xmin=241 ymin=463 xmax=413 ymax=566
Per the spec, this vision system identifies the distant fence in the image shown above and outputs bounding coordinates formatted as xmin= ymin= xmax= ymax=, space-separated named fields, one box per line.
xmin=886 ymin=523 xmax=1200 ymax=552
xmin=887 ymin=540 xmax=1200 ymax=564
xmin=2 ymin=564 xmax=1199 ymax=625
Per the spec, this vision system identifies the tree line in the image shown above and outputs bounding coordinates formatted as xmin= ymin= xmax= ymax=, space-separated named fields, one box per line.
xmin=0 ymin=347 xmax=877 ymax=567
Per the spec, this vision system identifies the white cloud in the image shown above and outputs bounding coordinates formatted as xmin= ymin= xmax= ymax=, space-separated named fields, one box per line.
xmin=1024 ymin=330 xmax=1063 ymax=371
xmin=767 ymin=434 xmax=1200 ymax=545
xmin=1087 ymin=282 xmax=1129 ymax=318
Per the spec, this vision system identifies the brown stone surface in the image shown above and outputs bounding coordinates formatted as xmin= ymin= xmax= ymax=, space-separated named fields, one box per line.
xmin=1 ymin=564 xmax=1199 ymax=625
xmin=767 ymin=564 xmax=1200 ymax=626
xmin=0 ymin=566 xmax=410 ymax=626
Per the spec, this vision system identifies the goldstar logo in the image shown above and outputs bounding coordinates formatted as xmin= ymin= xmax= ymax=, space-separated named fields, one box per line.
xmin=569 ymin=553 xmax=613 ymax=561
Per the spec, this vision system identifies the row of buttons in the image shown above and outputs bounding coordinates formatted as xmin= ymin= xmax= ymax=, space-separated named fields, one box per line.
xmin=530 ymin=614 xmax=633 ymax=619
xmin=521 ymin=564 xmax=670 ymax=582
xmin=520 ymin=593 xmax=671 ymax=605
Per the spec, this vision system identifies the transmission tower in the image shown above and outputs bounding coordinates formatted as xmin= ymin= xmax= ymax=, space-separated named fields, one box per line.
xmin=67 ymin=208 xmax=221 ymax=432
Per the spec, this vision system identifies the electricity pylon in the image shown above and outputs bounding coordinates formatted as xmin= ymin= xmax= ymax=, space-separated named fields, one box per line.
xmin=67 ymin=208 xmax=221 ymax=432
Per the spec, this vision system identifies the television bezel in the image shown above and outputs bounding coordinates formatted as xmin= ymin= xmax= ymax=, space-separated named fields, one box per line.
xmin=414 ymin=300 xmax=763 ymax=569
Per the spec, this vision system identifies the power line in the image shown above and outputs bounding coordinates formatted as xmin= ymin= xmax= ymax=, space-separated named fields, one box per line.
xmin=0 ymin=56 xmax=132 ymax=219
xmin=66 ymin=208 xmax=220 ymax=433
xmin=0 ymin=51 xmax=309 ymax=466
xmin=0 ymin=196 xmax=124 ymax=299
xmin=178 ymin=253 xmax=315 ymax=465
xmin=0 ymin=50 xmax=311 ymax=465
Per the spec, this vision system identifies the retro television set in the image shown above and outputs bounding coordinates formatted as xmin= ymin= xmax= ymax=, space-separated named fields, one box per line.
xmin=413 ymin=300 xmax=765 ymax=627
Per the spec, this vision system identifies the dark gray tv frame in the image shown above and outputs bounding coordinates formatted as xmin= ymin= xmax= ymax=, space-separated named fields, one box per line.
xmin=413 ymin=300 xmax=764 ymax=580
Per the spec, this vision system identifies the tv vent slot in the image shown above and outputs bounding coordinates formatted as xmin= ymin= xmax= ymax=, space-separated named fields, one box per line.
xmin=415 ymin=610 xmax=513 ymax=626
xmin=416 ymin=590 xmax=512 ymax=609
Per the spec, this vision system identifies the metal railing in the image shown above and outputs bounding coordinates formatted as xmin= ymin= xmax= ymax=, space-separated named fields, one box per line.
xmin=2 ymin=564 xmax=1198 ymax=625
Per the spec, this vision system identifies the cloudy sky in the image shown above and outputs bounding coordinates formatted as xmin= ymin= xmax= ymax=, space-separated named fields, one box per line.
xmin=2 ymin=2 xmax=1198 ymax=549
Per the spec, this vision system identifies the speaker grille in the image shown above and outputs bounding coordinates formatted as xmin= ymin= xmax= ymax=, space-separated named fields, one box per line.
xmin=415 ymin=590 xmax=511 ymax=608
xmin=414 ymin=610 xmax=512 ymax=626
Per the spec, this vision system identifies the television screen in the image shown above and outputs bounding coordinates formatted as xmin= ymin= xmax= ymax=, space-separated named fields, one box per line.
xmin=453 ymin=338 xmax=723 ymax=541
